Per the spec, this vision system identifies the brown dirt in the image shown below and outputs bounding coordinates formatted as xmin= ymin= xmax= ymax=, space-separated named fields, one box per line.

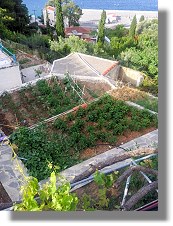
xmin=16 ymin=51 xmax=46 ymax=69
xmin=0 ymin=112 xmax=15 ymax=135
xmin=72 ymin=180 xmax=121 ymax=210
xmin=0 ymin=182 xmax=12 ymax=209
xmin=108 ymin=86 xmax=149 ymax=101
xmin=79 ymin=127 xmax=156 ymax=160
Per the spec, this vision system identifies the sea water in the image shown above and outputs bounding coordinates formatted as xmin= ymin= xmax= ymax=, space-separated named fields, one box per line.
xmin=23 ymin=0 xmax=158 ymax=16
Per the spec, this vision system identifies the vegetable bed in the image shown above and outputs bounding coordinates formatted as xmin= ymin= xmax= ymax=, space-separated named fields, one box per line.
xmin=0 ymin=76 xmax=109 ymax=135
xmin=10 ymin=95 xmax=158 ymax=181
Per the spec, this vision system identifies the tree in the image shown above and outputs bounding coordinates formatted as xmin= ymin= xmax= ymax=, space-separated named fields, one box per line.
xmin=0 ymin=0 xmax=29 ymax=33
xmin=110 ymin=36 xmax=136 ymax=58
xmin=0 ymin=7 xmax=14 ymax=39
xmin=139 ymin=15 xmax=145 ymax=22
xmin=50 ymin=35 xmax=88 ymax=54
xmin=105 ymin=25 xmax=128 ymax=39
xmin=55 ymin=0 xmax=65 ymax=38
xmin=62 ymin=0 xmax=82 ymax=27
xmin=47 ymin=0 xmax=55 ymax=6
xmin=129 ymin=15 xmax=137 ymax=37
xmin=47 ymin=0 xmax=82 ymax=27
xmin=97 ymin=10 xmax=106 ymax=47
xmin=136 ymin=19 xmax=158 ymax=35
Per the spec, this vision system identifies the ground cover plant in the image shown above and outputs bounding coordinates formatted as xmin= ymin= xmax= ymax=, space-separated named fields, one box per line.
xmin=10 ymin=95 xmax=158 ymax=181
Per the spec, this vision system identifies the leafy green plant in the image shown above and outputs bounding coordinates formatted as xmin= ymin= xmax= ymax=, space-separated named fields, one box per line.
xmin=10 ymin=95 xmax=158 ymax=181
xmin=14 ymin=172 xmax=78 ymax=211
xmin=93 ymin=170 xmax=119 ymax=209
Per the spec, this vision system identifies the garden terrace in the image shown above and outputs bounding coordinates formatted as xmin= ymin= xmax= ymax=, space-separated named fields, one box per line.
xmin=0 ymin=76 xmax=111 ymax=135
xmin=10 ymin=95 xmax=158 ymax=181
xmin=109 ymin=86 xmax=158 ymax=113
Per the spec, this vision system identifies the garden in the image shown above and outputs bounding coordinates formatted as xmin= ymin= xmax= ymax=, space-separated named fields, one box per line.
xmin=0 ymin=75 xmax=111 ymax=135
xmin=10 ymin=94 xmax=158 ymax=181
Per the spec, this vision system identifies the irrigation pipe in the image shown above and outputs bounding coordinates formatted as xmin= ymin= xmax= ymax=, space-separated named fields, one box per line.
xmin=70 ymin=153 xmax=157 ymax=189
xmin=0 ymin=154 xmax=157 ymax=211
xmin=121 ymin=174 xmax=132 ymax=208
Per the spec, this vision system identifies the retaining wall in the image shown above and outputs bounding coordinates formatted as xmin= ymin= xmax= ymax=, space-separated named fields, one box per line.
xmin=118 ymin=66 xmax=144 ymax=87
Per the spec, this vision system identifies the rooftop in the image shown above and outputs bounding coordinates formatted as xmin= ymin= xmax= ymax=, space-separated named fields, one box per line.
xmin=65 ymin=26 xmax=91 ymax=35
xmin=51 ymin=52 xmax=119 ymax=77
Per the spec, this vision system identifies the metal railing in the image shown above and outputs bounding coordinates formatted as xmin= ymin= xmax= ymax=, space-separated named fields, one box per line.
xmin=0 ymin=42 xmax=17 ymax=64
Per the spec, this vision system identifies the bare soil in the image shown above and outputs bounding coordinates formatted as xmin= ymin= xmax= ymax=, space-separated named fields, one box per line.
xmin=0 ymin=182 xmax=12 ymax=210
xmin=0 ymin=113 xmax=14 ymax=135
xmin=78 ymin=80 xmax=112 ymax=97
xmin=79 ymin=127 xmax=156 ymax=160
xmin=16 ymin=50 xmax=47 ymax=69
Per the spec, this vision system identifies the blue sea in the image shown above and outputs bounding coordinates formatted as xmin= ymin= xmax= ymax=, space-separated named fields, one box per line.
xmin=23 ymin=0 xmax=158 ymax=16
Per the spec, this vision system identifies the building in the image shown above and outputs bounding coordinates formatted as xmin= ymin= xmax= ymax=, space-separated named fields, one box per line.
xmin=51 ymin=52 xmax=144 ymax=87
xmin=43 ymin=5 xmax=68 ymax=27
xmin=106 ymin=13 xmax=121 ymax=24
xmin=43 ymin=5 xmax=56 ymax=27
xmin=0 ymin=43 xmax=22 ymax=92
xmin=65 ymin=26 xmax=94 ymax=42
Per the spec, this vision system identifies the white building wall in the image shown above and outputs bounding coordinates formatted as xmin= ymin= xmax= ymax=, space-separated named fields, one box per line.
xmin=0 ymin=65 xmax=22 ymax=92
xmin=43 ymin=7 xmax=56 ymax=26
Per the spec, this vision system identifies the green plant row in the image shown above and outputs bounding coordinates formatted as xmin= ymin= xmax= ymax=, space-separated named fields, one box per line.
xmin=0 ymin=76 xmax=89 ymax=127
xmin=10 ymin=95 xmax=158 ymax=181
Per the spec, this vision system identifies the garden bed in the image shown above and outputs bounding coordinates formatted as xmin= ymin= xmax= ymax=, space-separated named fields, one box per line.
xmin=109 ymin=86 xmax=158 ymax=112
xmin=0 ymin=76 xmax=110 ymax=136
xmin=10 ymin=95 xmax=158 ymax=181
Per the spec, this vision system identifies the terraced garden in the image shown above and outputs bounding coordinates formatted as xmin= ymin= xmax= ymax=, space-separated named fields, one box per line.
xmin=10 ymin=95 xmax=158 ymax=181
xmin=0 ymin=76 xmax=110 ymax=135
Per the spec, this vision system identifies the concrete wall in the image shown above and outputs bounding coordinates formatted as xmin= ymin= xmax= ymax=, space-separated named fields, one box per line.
xmin=118 ymin=66 xmax=144 ymax=87
xmin=0 ymin=65 xmax=22 ymax=92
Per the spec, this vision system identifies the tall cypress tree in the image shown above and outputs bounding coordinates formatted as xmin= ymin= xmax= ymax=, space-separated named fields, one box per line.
xmin=139 ymin=15 xmax=145 ymax=22
xmin=129 ymin=15 xmax=137 ymax=37
xmin=55 ymin=0 xmax=65 ymax=38
xmin=97 ymin=10 xmax=106 ymax=47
